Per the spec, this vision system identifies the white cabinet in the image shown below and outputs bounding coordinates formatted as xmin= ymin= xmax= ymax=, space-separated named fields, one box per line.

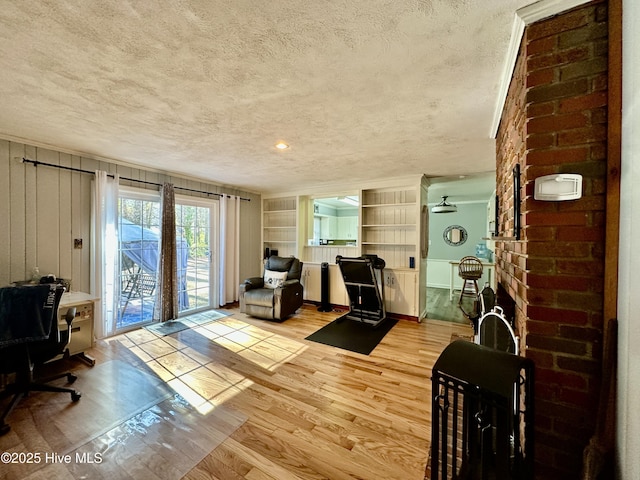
xmin=337 ymin=216 xmax=358 ymax=239
xmin=301 ymin=263 xmax=321 ymax=302
xmin=301 ymin=262 xmax=348 ymax=306
xmin=382 ymin=269 xmax=417 ymax=317
xmin=304 ymin=263 xmax=416 ymax=316
xmin=317 ymin=215 xmax=339 ymax=240
xmin=318 ymin=216 xmax=357 ymax=240
xmin=59 ymin=291 xmax=97 ymax=365
xmin=328 ymin=264 xmax=349 ymax=306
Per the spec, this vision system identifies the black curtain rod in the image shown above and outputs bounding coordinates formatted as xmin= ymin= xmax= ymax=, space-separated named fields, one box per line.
xmin=21 ymin=158 xmax=251 ymax=202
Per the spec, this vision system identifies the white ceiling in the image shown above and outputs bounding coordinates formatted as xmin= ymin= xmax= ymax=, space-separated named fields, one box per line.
xmin=0 ymin=1 xmax=535 ymax=195
xmin=427 ymin=171 xmax=497 ymax=204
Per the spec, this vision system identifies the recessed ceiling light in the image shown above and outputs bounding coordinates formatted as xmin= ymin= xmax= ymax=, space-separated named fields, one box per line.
xmin=275 ymin=142 xmax=289 ymax=150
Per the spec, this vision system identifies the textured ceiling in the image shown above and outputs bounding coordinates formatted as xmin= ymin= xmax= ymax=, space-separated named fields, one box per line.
xmin=0 ymin=0 xmax=534 ymax=194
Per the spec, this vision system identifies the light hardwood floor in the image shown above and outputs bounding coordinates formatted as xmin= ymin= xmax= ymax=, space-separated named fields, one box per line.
xmin=1 ymin=303 xmax=472 ymax=480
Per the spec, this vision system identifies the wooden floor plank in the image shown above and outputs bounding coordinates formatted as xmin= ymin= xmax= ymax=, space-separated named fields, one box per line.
xmin=1 ymin=296 xmax=472 ymax=479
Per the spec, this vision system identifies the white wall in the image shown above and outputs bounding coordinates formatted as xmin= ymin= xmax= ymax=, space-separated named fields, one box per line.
xmin=618 ymin=0 xmax=640 ymax=477
xmin=428 ymin=201 xmax=489 ymax=260
xmin=427 ymin=259 xmax=494 ymax=291
xmin=0 ymin=139 xmax=262 ymax=294
xmin=427 ymin=201 xmax=491 ymax=287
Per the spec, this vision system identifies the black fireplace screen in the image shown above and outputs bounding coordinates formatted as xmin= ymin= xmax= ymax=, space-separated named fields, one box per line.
xmin=430 ymin=340 xmax=535 ymax=480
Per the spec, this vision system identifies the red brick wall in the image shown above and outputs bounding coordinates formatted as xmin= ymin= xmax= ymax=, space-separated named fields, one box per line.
xmin=495 ymin=1 xmax=608 ymax=478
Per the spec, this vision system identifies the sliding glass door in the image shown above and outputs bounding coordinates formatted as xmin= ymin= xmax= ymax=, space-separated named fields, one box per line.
xmin=116 ymin=187 xmax=218 ymax=332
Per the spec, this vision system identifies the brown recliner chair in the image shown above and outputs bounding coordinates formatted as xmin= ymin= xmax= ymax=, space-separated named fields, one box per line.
xmin=240 ymin=256 xmax=304 ymax=321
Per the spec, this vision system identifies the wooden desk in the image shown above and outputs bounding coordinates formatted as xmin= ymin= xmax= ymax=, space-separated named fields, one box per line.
xmin=59 ymin=291 xmax=98 ymax=366
xmin=449 ymin=260 xmax=495 ymax=300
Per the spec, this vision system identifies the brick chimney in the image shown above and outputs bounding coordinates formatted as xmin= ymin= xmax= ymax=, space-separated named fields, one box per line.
xmin=494 ymin=1 xmax=608 ymax=477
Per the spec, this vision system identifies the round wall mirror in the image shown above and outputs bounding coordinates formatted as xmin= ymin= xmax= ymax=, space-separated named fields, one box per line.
xmin=443 ymin=225 xmax=468 ymax=246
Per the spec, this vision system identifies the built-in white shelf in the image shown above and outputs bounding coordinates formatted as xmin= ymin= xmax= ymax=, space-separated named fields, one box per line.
xmin=262 ymin=196 xmax=298 ymax=258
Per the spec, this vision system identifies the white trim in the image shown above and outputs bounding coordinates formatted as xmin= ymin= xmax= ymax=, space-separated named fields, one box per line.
xmin=518 ymin=0 xmax=593 ymax=24
xmin=618 ymin=0 xmax=640 ymax=474
xmin=119 ymin=185 xmax=160 ymax=200
xmin=174 ymin=195 xmax=220 ymax=312
xmin=489 ymin=0 xmax=593 ymax=138
xmin=489 ymin=13 xmax=526 ymax=138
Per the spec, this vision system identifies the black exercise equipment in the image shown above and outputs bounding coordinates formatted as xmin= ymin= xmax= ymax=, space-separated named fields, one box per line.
xmin=335 ymin=255 xmax=387 ymax=327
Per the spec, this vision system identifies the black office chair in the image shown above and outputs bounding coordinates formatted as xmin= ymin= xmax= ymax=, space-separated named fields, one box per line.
xmin=0 ymin=284 xmax=81 ymax=435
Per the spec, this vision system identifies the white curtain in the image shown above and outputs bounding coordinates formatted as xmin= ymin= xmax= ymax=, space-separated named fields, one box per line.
xmin=219 ymin=194 xmax=240 ymax=306
xmin=91 ymin=170 xmax=120 ymax=339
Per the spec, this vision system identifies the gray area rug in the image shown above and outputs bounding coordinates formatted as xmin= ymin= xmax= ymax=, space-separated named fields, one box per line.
xmin=145 ymin=320 xmax=189 ymax=336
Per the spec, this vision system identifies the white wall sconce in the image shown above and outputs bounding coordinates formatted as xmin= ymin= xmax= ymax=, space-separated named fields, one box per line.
xmin=534 ymin=174 xmax=582 ymax=201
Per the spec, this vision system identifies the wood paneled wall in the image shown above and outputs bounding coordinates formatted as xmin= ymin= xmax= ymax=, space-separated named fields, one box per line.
xmin=0 ymin=139 xmax=262 ymax=293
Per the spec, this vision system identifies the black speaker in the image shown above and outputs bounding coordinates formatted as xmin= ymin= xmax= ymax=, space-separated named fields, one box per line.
xmin=318 ymin=262 xmax=332 ymax=312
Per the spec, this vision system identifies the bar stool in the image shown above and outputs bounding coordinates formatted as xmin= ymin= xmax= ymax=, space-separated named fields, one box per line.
xmin=458 ymin=256 xmax=483 ymax=304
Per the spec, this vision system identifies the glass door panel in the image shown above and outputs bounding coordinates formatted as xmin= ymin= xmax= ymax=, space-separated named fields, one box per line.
xmin=176 ymin=199 xmax=216 ymax=314
xmin=117 ymin=193 xmax=160 ymax=331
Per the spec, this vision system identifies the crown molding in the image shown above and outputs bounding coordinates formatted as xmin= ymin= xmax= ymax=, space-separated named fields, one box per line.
xmin=489 ymin=0 xmax=593 ymax=138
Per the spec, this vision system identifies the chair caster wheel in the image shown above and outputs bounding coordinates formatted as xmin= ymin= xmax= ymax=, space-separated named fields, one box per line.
xmin=71 ymin=392 xmax=81 ymax=402
xmin=67 ymin=373 xmax=78 ymax=384
xmin=0 ymin=423 xmax=10 ymax=436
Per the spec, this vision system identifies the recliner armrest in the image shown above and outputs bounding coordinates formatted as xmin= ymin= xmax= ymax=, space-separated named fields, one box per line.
xmin=272 ymin=280 xmax=304 ymax=320
xmin=273 ymin=281 xmax=302 ymax=299
xmin=242 ymin=277 xmax=264 ymax=291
